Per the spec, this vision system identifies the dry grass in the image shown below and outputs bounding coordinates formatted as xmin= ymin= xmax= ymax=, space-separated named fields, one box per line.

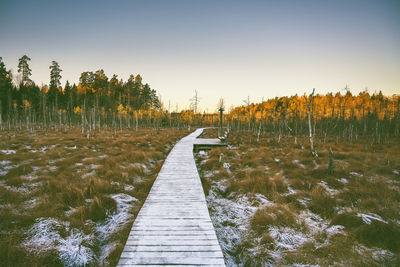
xmin=0 ymin=127 xmax=188 ymax=266
xmin=251 ymin=203 xmax=299 ymax=233
xmin=195 ymin=130 xmax=400 ymax=266
xmin=309 ymin=184 xmax=337 ymax=218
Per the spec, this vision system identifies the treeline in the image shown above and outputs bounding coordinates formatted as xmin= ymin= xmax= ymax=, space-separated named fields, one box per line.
xmin=0 ymin=56 xmax=172 ymax=135
xmin=229 ymin=90 xmax=400 ymax=144
xmin=1 ymin=56 xmax=399 ymax=143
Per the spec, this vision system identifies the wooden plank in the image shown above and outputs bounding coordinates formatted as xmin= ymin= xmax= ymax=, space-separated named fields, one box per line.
xmin=122 ymin=245 xmax=222 ymax=252
xmin=120 ymin=251 xmax=223 ymax=258
xmin=118 ymin=257 xmax=225 ymax=265
xmin=117 ymin=128 xmax=225 ymax=266
xmin=119 ymin=265 xmax=225 ymax=267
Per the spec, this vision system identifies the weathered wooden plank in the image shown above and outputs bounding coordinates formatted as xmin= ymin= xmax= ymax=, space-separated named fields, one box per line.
xmin=119 ymin=266 xmax=224 ymax=267
xmin=124 ymin=239 xmax=222 ymax=247
xmin=122 ymin=244 xmax=222 ymax=252
xmin=120 ymin=251 xmax=223 ymax=258
xmin=117 ymin=129 xmax=225 ymax=266
xmin=118 ymin=257 xmax=225 ymax=265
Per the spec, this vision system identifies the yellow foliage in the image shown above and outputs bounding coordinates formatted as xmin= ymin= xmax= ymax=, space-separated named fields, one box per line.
xmin=74 ymin=106 xmax=82 ymax=114
xmin=117 ymin=104 xmax=127 ymax=115
xmin=23 ymin=99 xmax=31 ymax=109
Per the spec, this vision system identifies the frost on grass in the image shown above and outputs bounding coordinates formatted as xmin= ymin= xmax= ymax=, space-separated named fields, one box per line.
xmin=0 ymin=160 xmax=13 ymax=176
xmin=206 ymin=180 xmax=270 ymax=266
xmin=269 ymin=227 xmax=308 ymax=250
xmin=23 ymin=194 xmax=137 ymax=267
xmin=96 ymin=193 xmax=137 ymax=244
xmin=23 ymin=218 xmax=95 ymax=266
xmin=357 ymin=213 xmax=387 ymax=224
xmin=0 ymin=149 xmax=17 ymax=154
xmin=58 ymin=229 xmax=95 ymax=267
xmin=96 ymin=194 xmax=138 ymax=264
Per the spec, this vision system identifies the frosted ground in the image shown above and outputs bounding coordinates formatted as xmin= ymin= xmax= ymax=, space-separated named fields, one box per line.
xmin=0 ymin=128 xmax=187 ymax=266
xmin=195 ymin=130 xmax=400 ymax=266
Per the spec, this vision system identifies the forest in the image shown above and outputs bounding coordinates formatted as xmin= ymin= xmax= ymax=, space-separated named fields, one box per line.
xmin=1 ymin=55 xmax=399 ymax=146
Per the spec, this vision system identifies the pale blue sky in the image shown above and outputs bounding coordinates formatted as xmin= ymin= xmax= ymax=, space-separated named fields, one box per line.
xmin=1 ymin=0 xmax=399 ymax=111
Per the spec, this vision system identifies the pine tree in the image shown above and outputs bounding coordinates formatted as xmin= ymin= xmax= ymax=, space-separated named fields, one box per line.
xmin=49 ymin=61 xmax=62 ymax=89
xmin=17 ymin=55 xmax=32 ymax=85
xmin=0 ymin=57 xmax=12 ymax=122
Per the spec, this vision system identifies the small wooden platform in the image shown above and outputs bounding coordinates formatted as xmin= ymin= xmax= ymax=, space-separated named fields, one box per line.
xmin=117 ymin=128 xmax=225 ymax=267
xmin=193 ymin=138 xmax=226 ymax=152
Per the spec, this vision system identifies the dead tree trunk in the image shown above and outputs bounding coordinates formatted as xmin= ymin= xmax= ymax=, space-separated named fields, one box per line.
xmin=304 ymin=88 xmax=318 ymax=157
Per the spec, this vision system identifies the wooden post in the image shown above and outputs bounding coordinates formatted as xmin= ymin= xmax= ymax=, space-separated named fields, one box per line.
xmin=218 ymin=107 xmax=224 ymax=138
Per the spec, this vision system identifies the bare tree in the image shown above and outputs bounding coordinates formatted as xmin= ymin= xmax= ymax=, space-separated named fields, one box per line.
xmin=304 ymin=88 xmax=318 ymax=157
xmin=190 ymin=90 xmax=200 ymax=114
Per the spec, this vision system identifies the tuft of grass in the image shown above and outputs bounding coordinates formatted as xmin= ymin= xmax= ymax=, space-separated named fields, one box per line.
xmin=309 ymin=184 xmax=336 ymax=218
xmin=250 ymin=204 xmax=298 ymax=233
xmin=330 ymin=212 xmax=363 ymax=228
xmin=356 ymin=221 xmax=400 ymax=253
xmin=87 ymin=196 xmax=117 ymax=222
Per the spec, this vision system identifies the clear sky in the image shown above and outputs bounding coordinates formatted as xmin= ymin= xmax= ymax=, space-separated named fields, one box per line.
xmin=1 ymin=0 xmax=399 ymax=111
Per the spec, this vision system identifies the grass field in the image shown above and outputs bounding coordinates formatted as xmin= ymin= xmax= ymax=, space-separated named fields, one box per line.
xmin=195 ymin=129 xmax=400 ymax=266
xmin=0 ymin=127 xmax=188 ymax=266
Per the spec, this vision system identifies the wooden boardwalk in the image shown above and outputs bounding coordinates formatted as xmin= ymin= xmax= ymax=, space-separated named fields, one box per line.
xmin=117 ymin=128 xmax=226 ymax=266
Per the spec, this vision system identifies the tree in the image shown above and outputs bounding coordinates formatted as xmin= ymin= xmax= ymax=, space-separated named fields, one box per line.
xmin=49 ymin=61 xmax=62 ymax=89
xmin=17 ymin=55 xmax=32 ymax=85
xmin=190 ymin=90 xmax=200 ymax=114
xmin=0 ymin=57 xmax=12 ymax=123
xmin=304 ymin=88 xmax=318 ymax=157
xmin=48 ymin=61 xmax=62 ymax=111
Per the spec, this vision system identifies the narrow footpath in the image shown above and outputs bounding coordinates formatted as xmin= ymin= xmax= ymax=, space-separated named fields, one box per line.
xmin=117 ymin=128 xmax=226 ymax=266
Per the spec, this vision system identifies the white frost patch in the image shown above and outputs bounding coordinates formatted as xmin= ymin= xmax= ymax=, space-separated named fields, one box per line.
xmin=269 ymin=227 xmax=308 ymax=250
xmin=313 ymin=159 xmax=320 ymax=169
xmin=49 ymin=165 xmax=58 ymax=172
xmin=299 ymin=210 xmax=329 ymax=234
xmin=23 ymin=218 xmax=95 ymax=266
xmin=357 ymin=213 xmax=387 ymax=224
xmin=58 ymin=229 xmax=95 ymax=266
xmin=124 ymin=185 xmax=134 ymax=191
xmin=286 ymin=185 xmax=298 ymax=195
xmin=24 ymin=218 xmax=64 ymax=254
xmin=339 ymin=178 xmax=348 ymax=184
xmin=293 ymin=159 xmax=306 ymax=169
xmin=318 ymin=181 xmax=338 ymax=195
xmin=274 ymin=158 xmax=280 ymax=163
xmin=206 ymin=180 xmax=269 ymax=266
xmin=98 ymin=154 xmax=108 ymax=159
xmin=131 ymin=163 xmax=147 ymax=169
xmin=1 ymin=149 xmax=16 ymax=154
xmin=350 ymin=171 xmax=363 ymax=177
xmin=222 ymin=162 xmax=231 ymax=170
xmin=82 ymin=170 xmax=96 ymax=178
xmin=393 ymin=170 xmax=399 ymax=175
xmin=96 ymin=193 xmax=137 ymax=241
xmin=99 ymin=241 xmax=119 ymax=265
xmin=0 ymin=160 xmax=13 ymax=176
xmin=0 ymin=160 xmax=11 ymax=165
xmin=75 ymin=162 xmax=83 ymax=167
xmin=89 ymin=164 xmax=102 ymax=170
xmin=199 ymin=150 xmax=207 ymax=156
xmin=23 ymin=198 xmax=40 ymax=209
xmin=325 ymin=225 xmax=345 ymax=236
